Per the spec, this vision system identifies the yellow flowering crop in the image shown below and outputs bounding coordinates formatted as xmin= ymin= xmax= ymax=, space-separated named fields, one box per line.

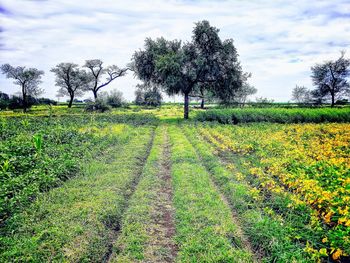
xmin=199 ymin=123 xmax=350 ymax=260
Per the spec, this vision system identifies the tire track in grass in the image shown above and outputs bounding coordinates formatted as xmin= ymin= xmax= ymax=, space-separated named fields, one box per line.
xmin=180 ymin=126 xmax=258 ymax=262
xmin=102 ymin=128 xmax=156 ymax=262
xmin=168 ymin=125 xmax=254 ymax=262
xmin=183 ymin=123 xmax=312 ymax=262
xmin=0 ymin=126 xmax=155 ymax=262
xmin=144 ymin=127 xmax=178 ymax=262
xmin=109 ymin=126 xmax=178 ymax=262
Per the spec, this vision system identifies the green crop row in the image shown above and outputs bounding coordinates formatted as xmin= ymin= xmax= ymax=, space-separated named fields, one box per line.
xmin=194 ymin=108 xmax=350 ymax=124
xmin=0 ymin=113 xmax=157 ymax=225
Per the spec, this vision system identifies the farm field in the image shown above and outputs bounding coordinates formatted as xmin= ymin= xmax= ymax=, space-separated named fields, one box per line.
xmin=0 ymin=107 xmax=349 ymax=262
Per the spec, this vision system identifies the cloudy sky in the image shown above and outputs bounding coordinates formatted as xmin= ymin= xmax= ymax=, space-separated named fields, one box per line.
xmin=0 ymin=0 xmax=349 ymax=102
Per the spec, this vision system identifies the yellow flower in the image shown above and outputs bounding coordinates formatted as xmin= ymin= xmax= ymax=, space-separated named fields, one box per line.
xmin=332 ymin=249 xmax=342 ymax=260
xmin=322 ymin=237 xmax=328 ymax=243
xmin=324 ymin=211 xmax=333 ymax=224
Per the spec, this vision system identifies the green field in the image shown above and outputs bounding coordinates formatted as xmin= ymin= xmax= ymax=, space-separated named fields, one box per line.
xmin=1 ymin=106 xmax=349 ymax=262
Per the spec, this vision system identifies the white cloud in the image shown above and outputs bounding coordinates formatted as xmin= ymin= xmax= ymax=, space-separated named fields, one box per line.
xmin=0 ymin=0 xmax=349 ymax=102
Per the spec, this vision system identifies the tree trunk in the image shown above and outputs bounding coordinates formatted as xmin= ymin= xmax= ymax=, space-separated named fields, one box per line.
xmin=93 ymin=90 xmax=98 ymax=101
xmin=22 ymin=85 xmax=27 ymax=113
xmin=184 ymin=93 xmax=189 ymax=119
xmin=331 ymin=93 xmax=335 ymax=107
xmin=68 ymin=95 xmax=74 ymax=108
xmin=200 ymin=98 xmax=205 ymax=109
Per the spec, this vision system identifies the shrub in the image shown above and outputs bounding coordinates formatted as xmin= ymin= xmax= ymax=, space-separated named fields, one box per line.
xmin=106 ymin=90 xmax=125 ymax=108
xmin=85 ymin=100 xmax=111 ymax=112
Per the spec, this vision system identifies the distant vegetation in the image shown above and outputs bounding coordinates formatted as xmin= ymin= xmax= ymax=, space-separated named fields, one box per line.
xmin=1 ymin=21 xmax=350 ymax=118
xmin=195 ymin=107 xmax=350 ymax=124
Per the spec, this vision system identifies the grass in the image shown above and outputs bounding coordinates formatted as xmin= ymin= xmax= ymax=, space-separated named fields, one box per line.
xmin=0 ymin=126 xmax=154 ymax=262
xmin=109 ymin=125 xmax=178 ymax=262
xmin=168 ymin=125 xmax=254 ymax=262
xmin=1 ymin=105 xmax=350 ymax=262
xmin=0 ymin=114 xmax=157 ymax=225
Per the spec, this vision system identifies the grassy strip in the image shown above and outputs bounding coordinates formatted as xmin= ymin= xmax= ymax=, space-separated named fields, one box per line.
xmin=183 ymin=123 xmax=314 ymax=262
xmin=168 ymin=125 xmax=253 ymax=262
xmin=0 ymin=126 xmax=154 ymax=262
xmin=0 ymin=113 xmax=157 ymax=224
xmin=195 ymin=107 xmax=350 ymax=124
xmin=109 ymin=126 xmax=177 ymax=262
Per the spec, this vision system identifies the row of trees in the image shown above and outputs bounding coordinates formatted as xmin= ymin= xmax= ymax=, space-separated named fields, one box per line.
xmin=0 ymin=60 xmax=129 ymax=111
xmin=1 ymin=21 xmax=255 ymax=117
xmin=292 ymin=51 xmax=350 ymax=106
xmin=2 ymin=20 xmax=349 ymax=116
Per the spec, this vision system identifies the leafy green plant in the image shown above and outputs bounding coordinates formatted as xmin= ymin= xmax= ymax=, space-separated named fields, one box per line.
xmin=33 ymin=133 xmax=43 ymax=153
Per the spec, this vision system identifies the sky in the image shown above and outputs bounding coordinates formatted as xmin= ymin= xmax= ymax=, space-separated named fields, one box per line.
xmin=0 ymin=0 xmax=349 ymax=102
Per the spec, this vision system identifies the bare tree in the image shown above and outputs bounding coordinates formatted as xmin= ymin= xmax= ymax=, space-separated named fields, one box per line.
xmin=0 ymin=64 xmax=44 ymax=112
xmin=51 ymin=63 xmax=88 ymax=108
xmin=311 ymin=51 xmax=350 ymax=107
xmin=84 ymin=59 xmax=129 ymax=100
xmin=291 ymin=85 xmax=311 ymax=104
xmin=233 ymin=83 xmax=257 ymax=107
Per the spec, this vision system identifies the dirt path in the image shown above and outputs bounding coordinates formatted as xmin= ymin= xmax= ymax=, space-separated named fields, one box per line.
xmin=143 ymin=129 xmax=178 ymax=262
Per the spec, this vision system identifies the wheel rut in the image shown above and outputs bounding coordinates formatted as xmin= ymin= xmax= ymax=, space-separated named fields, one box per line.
xmin=102 ymin=129 xmax=156 ymax=263
xmin=143 ymin=128 xmax=178 ymax=263
xmin=182 ymin=128 xmax=259 ymax=262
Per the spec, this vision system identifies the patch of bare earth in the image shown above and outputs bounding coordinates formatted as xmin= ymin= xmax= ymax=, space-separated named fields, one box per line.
xmin=143 ymin=129 xmax=178 ymax=263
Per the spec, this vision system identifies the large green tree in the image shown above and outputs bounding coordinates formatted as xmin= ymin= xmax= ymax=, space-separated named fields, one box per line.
xmin=311 ymin=51 xmax=350 ymax=107
xmin=132 ymin=20 xmax=246 ymax=119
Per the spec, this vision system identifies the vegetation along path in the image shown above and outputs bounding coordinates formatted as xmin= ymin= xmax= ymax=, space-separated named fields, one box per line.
xmin=109 ymin=126 xmax=178 ymax=262
xmin=1 ymin=114 xmax=350 ymax=262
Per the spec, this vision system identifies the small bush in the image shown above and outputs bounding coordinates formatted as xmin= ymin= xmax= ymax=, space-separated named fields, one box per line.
xmin=85 ymin=100 xmax=111 ymax=113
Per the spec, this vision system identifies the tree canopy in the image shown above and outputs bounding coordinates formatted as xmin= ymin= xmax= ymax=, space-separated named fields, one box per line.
xmin=132 ymin=20 xmax=248 ymax=118
xmin=291 ymin=85 xmax=311 ymax=104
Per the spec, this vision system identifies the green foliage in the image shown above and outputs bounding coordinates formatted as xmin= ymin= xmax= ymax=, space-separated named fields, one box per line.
xmin=195 ymin=108 xmax=350 ymax=124
xmin=132 ymin=20 xmax=247 ymax=119
xmin=183 ymin=123 xmax=314 ymax=262
xmin=168 ymin=125 xmax=254 ymax=262
xmin=0 ymin=113 xmax=158 ymax=226
xmin=85 ymin=100 xmax=111 ymax=112
xmin=0 ymin=126 xmax=154 ymax=262
xmin=32 ymin=133 xmax=43 ymax=153
xmin=135 ymin=84 xmax=162 ymax=107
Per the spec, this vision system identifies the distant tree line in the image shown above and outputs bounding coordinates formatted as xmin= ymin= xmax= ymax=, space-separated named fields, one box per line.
xmin=1 ymin=20 xmax=350 ymax=116
xmin=0 ymin=91 xmax=56 ymax=111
